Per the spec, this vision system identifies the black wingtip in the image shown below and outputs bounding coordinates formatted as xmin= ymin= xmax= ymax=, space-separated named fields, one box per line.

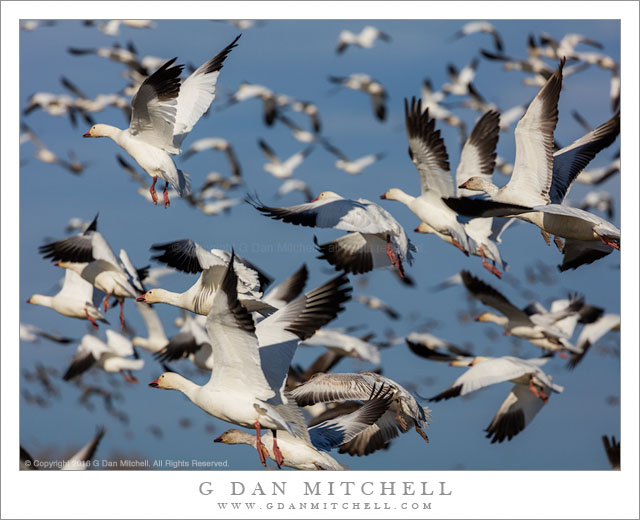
xmin=85 ymin=213 xmax=99 ymax=234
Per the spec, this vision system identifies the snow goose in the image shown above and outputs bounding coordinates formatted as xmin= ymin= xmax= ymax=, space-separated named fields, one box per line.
xmin=138 ymin=238 xmax=273 ymax=315
xmin=20 ymin=20 xmax=56 ymax=31
xmin=215 ymin=390 xmax=391 ymax=469
xmin=21 ymin=124 xmax=87 ymax=175
xmin=63 ymin=330 xmax=144 ymax=382
xmin=148 ymin=255 xmax=352 ymax=467
xmin=415 ymin=108 xmax=508 ymax=276
xmin=325 ymin=143 xmax=385 ymax=176
xmin=579 ymin=190 xmax=614 ymax=219
xmin=248 ymin=191 xmax=415 ymax=278
xmin=26 ymin=268 xmax=108 ymax=329
xmin=20 ymin=323 xmax=74 ymax=345
xmin=450 ymin=21 xmax=504 ymax=52
xmin=276 ymin=178 xmax=314 ymax=202
xmin=291 ymin=372 xmax=431 ymax=456
xmin=224 ymin=82 xmax=278 ymax=126
xmin=181 ymin=137 xmax=242 ymax=178
xmin=445 ymin=63 xmax=621 ymax=253
xmin=92 ymin=19 xmax=155 ymax=36
xmin=257 ymin=138 xmax=313 ymax=179
xmin=442 ymin=58 xmax=480 ymax=96
xmin=420 ymin=79 xmax=467 ymax=143
xmin=380 ymin=97 xmax=470 ymax=255
xmin=299 ymin=328 xmax=381 ymax=365
xmin=81 ymin=35 xmax=240 ymax=208
xmin=68 ymin=42 xmax=146 ymax=75
xmin=61 ymin=427 xmax=106 ymax=470
xmin=355 ymin=294 xmax=399 ymax=320
xmin=131 ymin=302 xmax=170 ymax=354
xmin=155 ymin=311 xmax=213 ymax=370
xmin=328 ymin=74 xmax=387 ymax=121
xmin=566 ymin=313 xmax=620 ymax=369
xmin=335 ymin=26 xmax=391 ymax=54
xmin=276 ymin=114 xmax=325 ymax=145
xmin=155 ymin=265 xmax=309 ymax=369
xmin=576 ymin=154 xmax=619 ymax=185
xmin=460 ymin=270 xmax=583 ymax=355
xmin=38 ymin=215 xmax=145 ymax=328
xmin=405 ymin=332 xmax=474 ymax=363
xmin=429 ymin=355 xmax=563 ymax=443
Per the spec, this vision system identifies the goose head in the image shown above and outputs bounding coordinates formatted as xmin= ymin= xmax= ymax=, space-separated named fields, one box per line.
xmin=148 ymin=371 xmax=185 ymax=390
xmin=82 ymin=123 xmax=114 ymax=138
xmin=312 ymin=190 xmax=342 ymax=202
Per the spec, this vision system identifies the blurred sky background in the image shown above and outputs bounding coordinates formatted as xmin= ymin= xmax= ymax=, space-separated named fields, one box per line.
xmin=15 ymin=18 xmax=626 ymax=471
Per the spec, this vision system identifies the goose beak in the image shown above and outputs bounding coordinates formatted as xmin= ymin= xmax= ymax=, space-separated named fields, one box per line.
xmin=414 ymin=225 xmax=420 ymax=232
xmin=148 ymin=378 xmax=159 ymax=388
xmin=136 ymin=295 xmax=147 ymax=303
xmin=458 ymin=181 xmax=468 ymax=189
xmin=379 ymin=193 xmax=387 ymax=200
xmin=213 ymin=435 xmax=223 ymax=443
xmin=26 ymin=298 xmax=32 ymax=304
xmin=53 ymin=260 xmax=61 ymax=267
xmin=82 ymin=131 xmax=92 ymax=138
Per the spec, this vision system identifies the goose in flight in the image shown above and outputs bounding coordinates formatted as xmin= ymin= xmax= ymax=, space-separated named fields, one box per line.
xmin=248 ymin=191 xmax=415 ymax=278
xmin=63 ymin=330 xmax=144 ymax=383
xmin=328 ymin=74 xmax=388 ymax=122
xmin=81 ymin=35 xmax=240 ymax=208
xmin=450 ymin=21 xmax=504 ymax=52
xmin=291 ymin=372 xmax=431 ymax=456
xmin=335 ymin=26 xmax=391 ymax=54
xmin=148 ymin=254 xmax=352 ymax=468
xmin=214 ymin=389 xmax=391 ymax=469
xmin=429 ymin=355 xmax=563 ymax=443
xmin=381 ymin=97 xmax=472 ymax=256
xmin=257 ymin=138 xmax=313 ymax=179
xmin=26 ymin=268 xmax=108 ymax=329
xmin=137 ymin=238 xmax=272 ymax=315
xmin=460 ymin=270 xmax=584 ymax=356
xmin=443 ymin=60 xmax=621 ymax=261
xmin=38 ymin=214 xmax=146 ymax=329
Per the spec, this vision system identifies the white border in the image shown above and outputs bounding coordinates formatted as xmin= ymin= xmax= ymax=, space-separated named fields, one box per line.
xmin=2 ymin=2 xmax=638 ymax=519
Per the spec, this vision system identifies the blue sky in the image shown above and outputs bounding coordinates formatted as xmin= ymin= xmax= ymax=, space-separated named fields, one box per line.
xmin=15 ymin=18 xmax=624 ymax=472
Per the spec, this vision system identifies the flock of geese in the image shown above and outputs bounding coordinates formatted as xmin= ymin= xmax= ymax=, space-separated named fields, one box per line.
xmin=20 ymin=20 xmax=621 ymax=471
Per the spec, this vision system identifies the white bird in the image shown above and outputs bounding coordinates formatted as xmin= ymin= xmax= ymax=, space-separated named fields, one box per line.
xmin=258 ymin=139 xmax=313 ymax=179
xmin=442 ymin=58 xmax=479 ymax=96
xmin=579 ymin=190 xmax=614 ymax=219
xmin=460 ymin=270 xmax=583 ymax=355
xmin=216 ymin=390 xmax=390 ymax=470
xmin=355 ymin=294 xmax=400 ymax=320
xmin=61 ymin=427 xmax=106 ymax=471
xmin=325 ymin=144 xmax=385 ymax=175
xmin=131 ymin=302 xmax=170 ymax=354
xmin=300 ymin=328 xmax=381 ymax=365
xmin=20 ymin=20 xmax=56 ymax=31
xmin=567 ymin=313 xmax=620 ymax=369
xmin=148 ymin=256 xmax=351 ymax=467
xmin=420 ymin=79 xmax=467 ymax=142
xmin=181 ymin=137 xmax=242 ymax=178
xmin=81 ymin=35 xmax=240 ymax=207
xmin=92 ymin=19 xmax=156 ymax=36
xmin=451 ymin=21 xmax=504 ymax=52
xmin=196 ymin=197 xmax=242 ymax=215
xmin=38 ymin=215 xmax=145 ymax=329
xmin=224 ymin=82 xmax=278 ymax=126
xmin=21 ymin=124 xmax=87 ymax=174
xmin=155 ymin=311 xmax=213 ymax=370
xmin=328 ymin=74 xmax=387 ymax=122
xmin=428 ymin=355 xmax=563 ymax=443
xmin=291 ymin=372 xmax=431 ymax=456
xmin=138 ymin=238 xmax=272 ymax=315
xmin=63 ymin=330 xmax=144 ymax=382
xmin=380 ymin=97 xmax=470 ymax=255
xmin=445 ymin=62 xmax=621 ymax=257
xmin=276 ymin=114 xmax=321 ymax=144
xmin=26 ymin=268 xmax=108 ymax=329
xmin=405 ymin=331 xmax=474 ymax=363
xmin=335 ymin=26 xmax=391 ymax=54
xmin=276 ymin=178 xmax=314 ymax=202
xmin=19 ymin=323 xmax=74 ymax=345
xmin=249 ymin=191 xmax=415 ymax=278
